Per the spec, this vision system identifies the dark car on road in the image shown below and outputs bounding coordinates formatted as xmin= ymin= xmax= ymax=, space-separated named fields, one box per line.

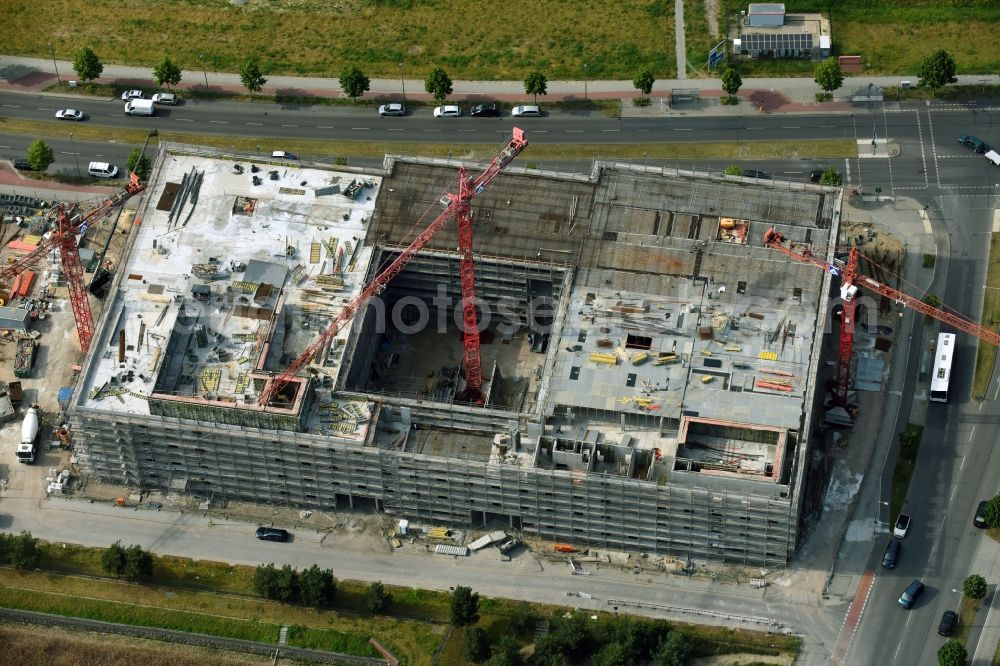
xmin=255 ymin=527 xmax=290 ymax=542
xmin=809 ymin=169 xmax=825 ymax=182
xmin=882 ymin=539 xmax=900 ymax=569
xmin=938 ymin=610 xmax=958 ymax=636
xmin=471 ymin=103 xmax=500 ymax=117
xmin=898 ymin=579 xmax=924 ymax=609
xmin=959 ymin=135 xmax=987 ymax=153
xmin=11 ymin=158 xmax=32 ymax=171
xmin=974 ymin=500 xmax=989 ymax=528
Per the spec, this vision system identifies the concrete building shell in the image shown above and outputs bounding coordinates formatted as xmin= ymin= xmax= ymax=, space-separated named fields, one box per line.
xmin=70 ymin=146 xmax=841 ymax=567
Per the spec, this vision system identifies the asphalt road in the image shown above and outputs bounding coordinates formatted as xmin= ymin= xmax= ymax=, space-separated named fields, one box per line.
xmin=847 ymin=193 xmax=1000 ymax=665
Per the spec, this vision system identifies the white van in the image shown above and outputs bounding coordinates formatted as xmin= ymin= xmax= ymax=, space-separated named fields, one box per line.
xmin=88 ymin=162 xmax=119 ymax=178
xmin=986 ymin=150 xmax=1000 ymax=167
xmin=124 ymin=99 xmax=155 ymax=116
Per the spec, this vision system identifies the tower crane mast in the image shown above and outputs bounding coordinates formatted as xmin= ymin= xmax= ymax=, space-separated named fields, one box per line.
xmin=257 ymin=128 xmax=529 ymax=407
xmin=764 ymin=227 xmax=1000 ymax=406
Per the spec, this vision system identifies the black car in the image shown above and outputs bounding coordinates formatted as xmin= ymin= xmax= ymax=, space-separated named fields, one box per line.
xmin=255 ymin=526 xmax=290 ymax=542
xmin=882 ymin=539 xmax=900 ymax=569
xmin=11 ymin=158 xmax=32 ymax=171
xmin=809 ymin=169 xmax=825 ymax=182
xmin=974 ymin=500 xmax=989 ymax=528
xmin=742 ymin=169 xmax=771 ymax=180
xmin=938 ymin=610 xmax=958 ymax=636
xmin=471 ymin=103 xmax=500 ymax=117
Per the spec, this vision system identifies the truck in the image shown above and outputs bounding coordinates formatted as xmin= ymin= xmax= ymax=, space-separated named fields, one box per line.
xmin=14 ymin=338 xmax=36 ymax=378
xmin=124 ymin=99 xmax=155 ymax=116
xmin=16 ymin=405 xmax=40 ymax=464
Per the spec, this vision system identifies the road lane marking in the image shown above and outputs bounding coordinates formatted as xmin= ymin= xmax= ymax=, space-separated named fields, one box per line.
xmin=208 ymin=120 xmax=228 ymax=124
xmin=960 ymin=455 xmax=966 ymax=470
xmin=970 ymin=425 xmax=977 ymax=442
xmin=781 ymin=126 xmax=801 ymax=129
xmin=175 ymin=118 xmax=194 ymax=122
xmin=952 ymin=484 xmax=959 ymax=500
xmin=317 ymin=125 xmax=334 ymax=129
xmin=2 ymin=104 xmax=21 ymax=108
xmin=457 ymin=129 xmax=478 ymax=132
xmin=351 ymin=127 xmax=370 ymax=130
xmin=672 ymin=128 xmax=693 ymax=131
xmin=387 ymin=128 xmax=404 ymax=131
xmin=601 ymin=129 xmax=620 ymax=132
xmin=565 ymin=130 xmax=584 ymax=133
xmin=280 ymin=124 xmax=299 ymax=128
xmin=245 ymin=122 xmax=262 ymax=126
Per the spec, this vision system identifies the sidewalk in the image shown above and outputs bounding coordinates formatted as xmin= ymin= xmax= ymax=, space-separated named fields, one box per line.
xmin=4 ymin=54 xmax=998 ymax=114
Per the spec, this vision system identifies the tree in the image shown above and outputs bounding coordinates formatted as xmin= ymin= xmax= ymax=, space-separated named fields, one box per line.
xmin=964 ymin=574 xmax=987 ymax=600
xmin=548 ymin=613 xmax=591 ymax=661
xmin=238 ymin=55 xmax=267 ymax=99
xmin=530 ymin=635 xmax=566 ymax=666
xmin=986 ymin=495 xmax=1000 ymax=528
xmin=123 ymin=544 xmax=153 ymax=580
xmin=720 ymin=67 xmax=742 ymax=99
xmin=449 ymin=585 xmax=480 ymax=626
xmin=633 ymin=69 xmax=655 ymax=100
xmin=651 ymin=631 xmax=691 ymax=666
xmin=424 ymin=67 xmax=453 ymax=102
xmin=26 ymin=139 xmax=55 ymax=172
xmin=486 ymin=635 xmax=522 ymax=666
xmin=937 ymin=638 xmax=968 ymax=666
xmin=724 ymin=164 xmax=743 ymax=176
xmin=366 ymin=580 xmax=392 ymax=613
xmin=594 ymin=641 xmax=630 ymax=666
xmin=101 ymin=541 xmax=127 ymax=577
xmin=298 ymin=564 xmax=336 ymax=607
xmin=509 ymin=601 xmax=537 ymax=636
xmin=9 ymin=532 xmax=40 ymax=569
xmin=273 ymin=564 xmax=299 ymax=602
xmin=153 ymin=56 xmax=182 ymax=89
xmin=126 ymin=148 xmax=152 ymax=180
xmin=814 ymin=58 xmax=844 ymax=94
xmin=819 ymin=166 xmax=842 ymax=186
xmin=524 ymin=71 xmax=547 ymax=103
xmin=463 ymin=626 xmax=492 ymax=663
xmin=253 ymin=563 xmax=279 ymax=598
xmin=339 ymin=66 xmax=370 ymax=101
xmin=918 ymin=49 xmax=958 ymax=90
xmin=73 ymin=46 xmax=103 ymax=83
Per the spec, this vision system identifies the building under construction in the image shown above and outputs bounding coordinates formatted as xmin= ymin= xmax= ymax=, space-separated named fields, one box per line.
xmin=69 ymin=142 xmax=841 ymax=566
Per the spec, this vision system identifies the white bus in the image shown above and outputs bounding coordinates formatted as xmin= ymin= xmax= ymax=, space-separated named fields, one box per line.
xmin=929 ymin=332 xmax=956 ymax=403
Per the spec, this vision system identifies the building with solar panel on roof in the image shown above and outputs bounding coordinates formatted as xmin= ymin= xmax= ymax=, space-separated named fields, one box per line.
xmin=733 ymin=4 xmax=831 ymax=60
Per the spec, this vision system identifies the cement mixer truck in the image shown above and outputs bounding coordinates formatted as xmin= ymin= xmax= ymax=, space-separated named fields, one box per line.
xmin=16 ymin=405 xmax=40 ymax=464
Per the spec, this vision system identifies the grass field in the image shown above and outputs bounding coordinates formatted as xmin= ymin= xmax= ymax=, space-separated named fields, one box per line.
xmin=2 ymin=0 xmax=679 ymax=80
xmin=720 ymin=0 xmax=1000 ymax=77
xmin=973 ymin=233 xmax=1000 ymax=400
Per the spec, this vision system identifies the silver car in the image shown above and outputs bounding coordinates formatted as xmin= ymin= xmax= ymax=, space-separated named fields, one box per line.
xmin=433 ymin=105 xmax=461 ymax=118
xmin=378 ymin=103 xmax=406 ymax=117
xmin=55 ymin=109 xmax=85 ymax=121
xmin=511 ymin=105 xmax=542 ymax=117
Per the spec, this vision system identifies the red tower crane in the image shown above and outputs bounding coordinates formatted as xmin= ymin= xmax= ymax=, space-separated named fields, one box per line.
xmin=764 ymin=227 xmax=1000 ymax=406
xmin=2 ymin=131 xmax=154 ymax=353
xmin=257 ymin=128 xmax=529 ymax=408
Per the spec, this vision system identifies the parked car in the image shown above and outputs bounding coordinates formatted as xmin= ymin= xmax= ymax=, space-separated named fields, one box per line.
xmin=471 ymin=103 xmax=500 ymax=117
xmin=378 ymin=102 xmax=406 ymax=117
xmin=121 ymin=89 xmax=144 ymax=101
xmin=882 ymin=539 xmax=900 ymax=569
xmin=271 ymin=151 xmax=297 ymax=160
xmin=55 ymin=108 xmax=85 ymax=121
xmin=433 ymin=105 xmax=461 ymax=118
xmin=959 ymin=135 xmax=987 ymax=153
xmin=893 ymin=514 xmax=911 ymax=538
xmin=151 ymin=93 xmax=177 ymax=105
xmin=938 ymin=610 xmax=958 ymax=636
xmin=87 ymin=161 xmax=119 ymax=178
xmin=512 ymin=105 xmax=542 ymax=118
xmin=11 ymin=158 xmax=32 ymax=171
xmin=897 ymin=579 xmax=924 ymax=609
xmin=974 ymin=500 xmax=989 ymax=528
xmin=809 ymin=169 xmax=825 ymax=182
xmin=255 ymin=526 xmax=290 ymax=542
xmin=742 ymin=169 xmax=771 ymax=180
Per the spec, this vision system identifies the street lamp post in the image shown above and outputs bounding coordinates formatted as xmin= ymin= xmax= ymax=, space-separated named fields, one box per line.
xmin=584 ymin=63 xmax=589 ymax=102
xmin=399 ymin=62 xmax=405 ymax=102
xmin=199 ymin=54 xmax=208 ymax=88
xmin=69 ymin=133 xmax=81 ymax=178
xmin=48 ymin=42 xmax=63 ymax=89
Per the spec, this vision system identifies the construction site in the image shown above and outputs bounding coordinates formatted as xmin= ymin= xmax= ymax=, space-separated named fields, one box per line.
xmin=65 ymin=137 xmax=844 ymax=566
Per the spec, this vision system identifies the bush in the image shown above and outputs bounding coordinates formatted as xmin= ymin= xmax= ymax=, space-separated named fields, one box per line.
xmin=298 ymin=564 xmax=336 ymax=607
xmin=366 ymin=580 xmax=392 ymax=613
xmin=923 ymin=254 xmax=936 ymax=268
xmin=964 ymin=574 xmax=987 ymax=600
xmin=937 ymin=638 xmax=967 ymax=666
xmin=463 ymin=626 xmax=491 ymax=663
xmin=985 ymin=496 xmax=1000 ymax=529
xmin=9 ymin=532 xmax=41 ymax=569
xmin=101 ymin=541 xmax=127 ymax=577
xmin=509 ymin=601 xmax=537 ymax=636
xmin=450 ymin=585 xmax=480 ymax=626
xmin=633 ymin=96 xmax=651 ymax=106
xmin=815 ymin=92 xmax=833 ymax=102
